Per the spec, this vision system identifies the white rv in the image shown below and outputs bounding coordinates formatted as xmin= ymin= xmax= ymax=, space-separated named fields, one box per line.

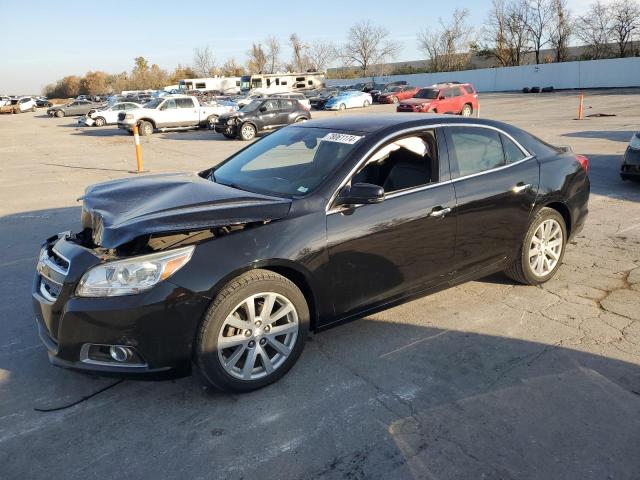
xmin=239 ymin=72 xmax=325 ymax=94
xmin=179 ymin=77 xmax=241 ymax=95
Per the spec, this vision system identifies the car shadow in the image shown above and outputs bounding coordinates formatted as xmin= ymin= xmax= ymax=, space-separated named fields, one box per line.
xmin=586 ymin=153 xmax=640 ymax=202
xmin=562 ymin=130 xmax=635 ymax=142
xmin=0 ymin=206 xmax=638 ymax=479
xmin=70 ymin=128 xmax=129 ymax=137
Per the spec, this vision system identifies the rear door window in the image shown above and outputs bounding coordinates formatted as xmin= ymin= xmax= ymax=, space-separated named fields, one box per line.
xmin=501 ymin=134 xmax=527 ymax=163
xmin=176 ymin=98 xmax=194 ymax=108
xmin=446 ymin=126 xmax=506 ymax=177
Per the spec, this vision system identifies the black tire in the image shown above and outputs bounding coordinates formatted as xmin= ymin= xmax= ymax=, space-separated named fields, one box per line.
xmin=239 ymin=122 xmax=256 ymax=141
xmin=138 ymin=120 xmax=153 ymax=136
xmin=461 ymin=104 xmax=473 ymax=116
xmin=31 ymin=105 xmax=37 ymax=112
xmin=55 ymin=110 xmax=64 ymax=118
xmin=338 ymin=103 xmax=346 ymax=111
xmin=294 ymin=116 xmax=307 ymax=123
xmin=94 ymin=117 xmax=106 ymax=127
xmin=196 ymin=269 xmax=310 ymax=392
xmin=504 ymin=207 xmax=567 ymax=285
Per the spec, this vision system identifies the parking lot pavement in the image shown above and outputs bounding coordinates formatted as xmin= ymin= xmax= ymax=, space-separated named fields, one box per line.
xmin=1 ymin=91 xmax=639 ymax=479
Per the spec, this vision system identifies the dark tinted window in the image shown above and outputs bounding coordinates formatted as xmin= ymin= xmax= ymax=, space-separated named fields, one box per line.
xmin=444 ymin=88 xmax=454 ymax=98
xmin=262 ymin=100 xmax=278 ymax=111
xmin=501 ymin=134 xmax=526 ymax=163
xmin=176 ymin=98 xmax=194 ymax=108
xmin=452 ymin=87 xmax=463 ymax=96
xmin=463 ymin=85 xmax=474 ymax=94
xmin=279 ymin=99 xmax=294 ymax=110
xmin=447 ymin=127 xmax=505 ymax=177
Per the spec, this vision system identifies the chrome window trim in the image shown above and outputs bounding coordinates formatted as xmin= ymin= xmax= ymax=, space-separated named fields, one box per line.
xmin=325 ymin=122 xmax=532 ymax=215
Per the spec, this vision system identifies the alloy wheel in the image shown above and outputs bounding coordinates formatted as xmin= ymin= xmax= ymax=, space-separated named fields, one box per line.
xmin=528 ymin=219 xmax=563 ymax=277
xmin=217 ymin=292 xmax=299 ymax=381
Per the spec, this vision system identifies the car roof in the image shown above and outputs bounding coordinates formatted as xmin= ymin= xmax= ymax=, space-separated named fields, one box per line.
xmin=297 ymin=114 xmax=516 ymax=134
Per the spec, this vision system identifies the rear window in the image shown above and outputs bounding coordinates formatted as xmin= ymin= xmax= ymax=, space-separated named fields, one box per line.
xmin=463 ymin=85 xmax=475 ymax=94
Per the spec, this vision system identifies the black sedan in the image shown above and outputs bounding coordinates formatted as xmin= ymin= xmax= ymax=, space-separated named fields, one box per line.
xmin=33 ymin=115 xmax=590 ymax=392
xmin=214 ymin=97 xmax=310 ymax=140
xmin=620 ymin=132 xmax=640 ymax=181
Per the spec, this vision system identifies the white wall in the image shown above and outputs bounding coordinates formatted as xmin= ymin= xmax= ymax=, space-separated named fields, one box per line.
xmin=326 ymin=57 xmax=640 ymax=92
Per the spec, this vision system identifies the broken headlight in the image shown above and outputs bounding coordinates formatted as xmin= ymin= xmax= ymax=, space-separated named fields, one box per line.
xmin=76 ymin=246 xmax=194 ymax=297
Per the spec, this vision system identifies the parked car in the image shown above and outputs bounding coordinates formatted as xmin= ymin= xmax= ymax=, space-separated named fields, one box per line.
xmin=78 ymin=102 xmax=143 ymax=127
xmin=47 ymin=100 xmax=103 ymax=117
xmin=0 ymin=96 xmax=37 ymax=114
xmin=308 ymin=88 xmax=339 ymax=110
xmin=32 ymin=115 xmax=590 ymax=392
xmin=324 ymin=91 xmax=373 ymax=110
xmin=620 ymin=132 xmax=640 ymax=181
xmin=35 ymin=97 xmax=53 ymax=108
xmin=397 ymin=83 xmax=479 ymax=116
xmin=0 ymin=96 xmax=10 ymax=107
xmin=215 ymin=97 xmax=310 ymax=140
xmin=272 ymin=92 xmax=311 ymax=110
xmin=117 ymin=95 xmax=238 ymax=136
xmin=378 ymin=86 xmax=419 ymax=104
xmin=370 ymin=81 xmax=408 ymax=102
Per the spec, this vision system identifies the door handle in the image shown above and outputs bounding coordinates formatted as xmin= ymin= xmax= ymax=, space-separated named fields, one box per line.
xmin=512 ymin=183 xmax=531 ymax=193
xmin=429 ymin=206 xmax=451 ymax=218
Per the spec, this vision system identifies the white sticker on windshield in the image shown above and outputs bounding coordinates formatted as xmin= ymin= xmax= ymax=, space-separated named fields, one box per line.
xmin=321 ymin=133 xmax=363 ymax=144
xmin=297 ymin=186 xmax=309 ymax=193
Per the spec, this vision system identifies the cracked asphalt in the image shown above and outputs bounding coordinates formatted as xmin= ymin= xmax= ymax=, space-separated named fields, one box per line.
xmin=1 ymin=90 xmax=639 ymax=479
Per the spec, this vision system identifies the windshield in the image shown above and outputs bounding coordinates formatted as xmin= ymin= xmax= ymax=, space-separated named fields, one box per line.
xmin=240 ymin=100 xmax=262 ymax=111
xmin=213 ymin=127 xmax=364 ymax=197
xmin=414 ymin=88 xmax=439 ymax=99
xmin=144 ymin=98 xmax=164 ymax=109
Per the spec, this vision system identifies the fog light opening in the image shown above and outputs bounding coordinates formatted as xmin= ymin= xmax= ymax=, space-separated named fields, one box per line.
xmin=109 ymin=346 xmax=132 ymax=362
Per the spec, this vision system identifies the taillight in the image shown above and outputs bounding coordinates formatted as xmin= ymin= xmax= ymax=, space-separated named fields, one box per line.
xmin=575 ymin=154 xmax=589 ymax=173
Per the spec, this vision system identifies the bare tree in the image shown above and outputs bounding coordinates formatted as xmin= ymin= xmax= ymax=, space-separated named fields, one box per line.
xmin=575 ymin=1 xmax=613 ymax=59
xmin=526 ymin=0 xmax=554 ymax=63
xmin=247 ymin=43 xmax=267 ymax=73
xmin=307 ymin=40 xmax=336 ymax=72
xmin=193 ymin=46 xmax=217 ymax=77
xmin=290 ymin=33 xmax=311 ymax=71
xmin=418 ymin=8 xmax=474 ymax=72
xmin=549 ymin=0 xmax=572 ymax=62
xmin=264 ymin=36 xmax=281 ymax=73
xmin=221 ymin=58 xmax=245 ymax=76
xmin=338 ymin=20 xmax=401 ymax=78
xmin=483 ymin=0 xmax=532 ymax=66
xmin=610 ymin=0 xmax=640 ymax=57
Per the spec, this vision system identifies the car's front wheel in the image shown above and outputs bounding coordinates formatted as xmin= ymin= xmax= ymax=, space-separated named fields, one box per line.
xmin=504 ymin=207 xmax=567 ymax=285
xmin=138 ymin=120 xmax=153 ymax=136
xmin=461 ymin=104 xmax=473 ymax=117
xmin=239 ymin=123 xmax=256 ymax=140
xmin=94 ymin=117 xmax=106 ymax=127
xmin=196 ymin=269 xmax=309 ymax=392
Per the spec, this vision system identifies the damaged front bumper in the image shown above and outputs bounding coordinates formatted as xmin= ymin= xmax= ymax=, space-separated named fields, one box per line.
xmin=32 ymin=232 xmax=211 ymax=378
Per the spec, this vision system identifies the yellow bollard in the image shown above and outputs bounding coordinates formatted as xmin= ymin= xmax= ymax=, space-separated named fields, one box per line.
xmin=577 ymin=92 xmax=584 ymax=120
xmin=129 ymin=124 xmax=147 ymax=173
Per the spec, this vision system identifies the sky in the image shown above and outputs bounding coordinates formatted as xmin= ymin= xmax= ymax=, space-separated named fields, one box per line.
xmin=0 ymin=0 xmax=595 ymax=94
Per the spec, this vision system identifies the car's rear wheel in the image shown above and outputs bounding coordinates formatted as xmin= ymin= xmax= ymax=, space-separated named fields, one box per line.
xmin=196 ymin=269 xmax=309 ymax=392
xmin=94 ymin=117 xmax=106 ymax=127
xmin=31 ymin=105 xmax=37 ymax=112
xmin=461 ymin=104 xmax=473 ymax=117
xmin=504 ymin=207 xmax=567 ymax=285
xmin=391 ymin=96 xmax=399 ymax=104
xmin=239 ymin=123 xmax=256 ymax=141
xmin=138 ymin=120 xmax=153 ymax=136
xmin=363 ymin=99 xmax=370 ymax=107
xmin=55 ymin=110 xmax=64 ymax=118
xmin=294 ymin=116 xmax=306 ymax=123
xmin=338 ymin=103 xmax=346 ymax=111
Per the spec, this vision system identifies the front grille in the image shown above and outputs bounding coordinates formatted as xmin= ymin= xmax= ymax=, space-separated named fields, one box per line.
xmin=37 ymin=247 xmax=69 ymax=302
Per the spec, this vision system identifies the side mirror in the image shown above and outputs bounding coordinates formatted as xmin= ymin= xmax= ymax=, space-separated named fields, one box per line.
xmin=336 ymin=183 xmax=385 ymax=207
xmin=438 ymin=96 xmax=445 ymax=100
xmin=259 ymin=106 xmax=267 ymax=112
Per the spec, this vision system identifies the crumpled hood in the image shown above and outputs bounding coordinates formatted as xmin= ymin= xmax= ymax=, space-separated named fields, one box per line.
xmin=80 ymin=172 xmax=292 ymax=248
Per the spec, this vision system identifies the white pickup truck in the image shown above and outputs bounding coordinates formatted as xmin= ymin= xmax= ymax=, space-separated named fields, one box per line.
xmin=117 ymin=94 xmax=238 ymax=136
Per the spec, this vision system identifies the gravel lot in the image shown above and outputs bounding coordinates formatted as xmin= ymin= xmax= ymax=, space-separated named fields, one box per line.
xmin=1 ymin=90 xmax=639 ymax=480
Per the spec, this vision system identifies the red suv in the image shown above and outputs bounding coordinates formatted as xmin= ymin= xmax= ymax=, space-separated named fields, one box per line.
xmin=397 ymin=83 xmax=478 ymax=116
xmin=378 ymin=85 xmax=420 ymax=104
